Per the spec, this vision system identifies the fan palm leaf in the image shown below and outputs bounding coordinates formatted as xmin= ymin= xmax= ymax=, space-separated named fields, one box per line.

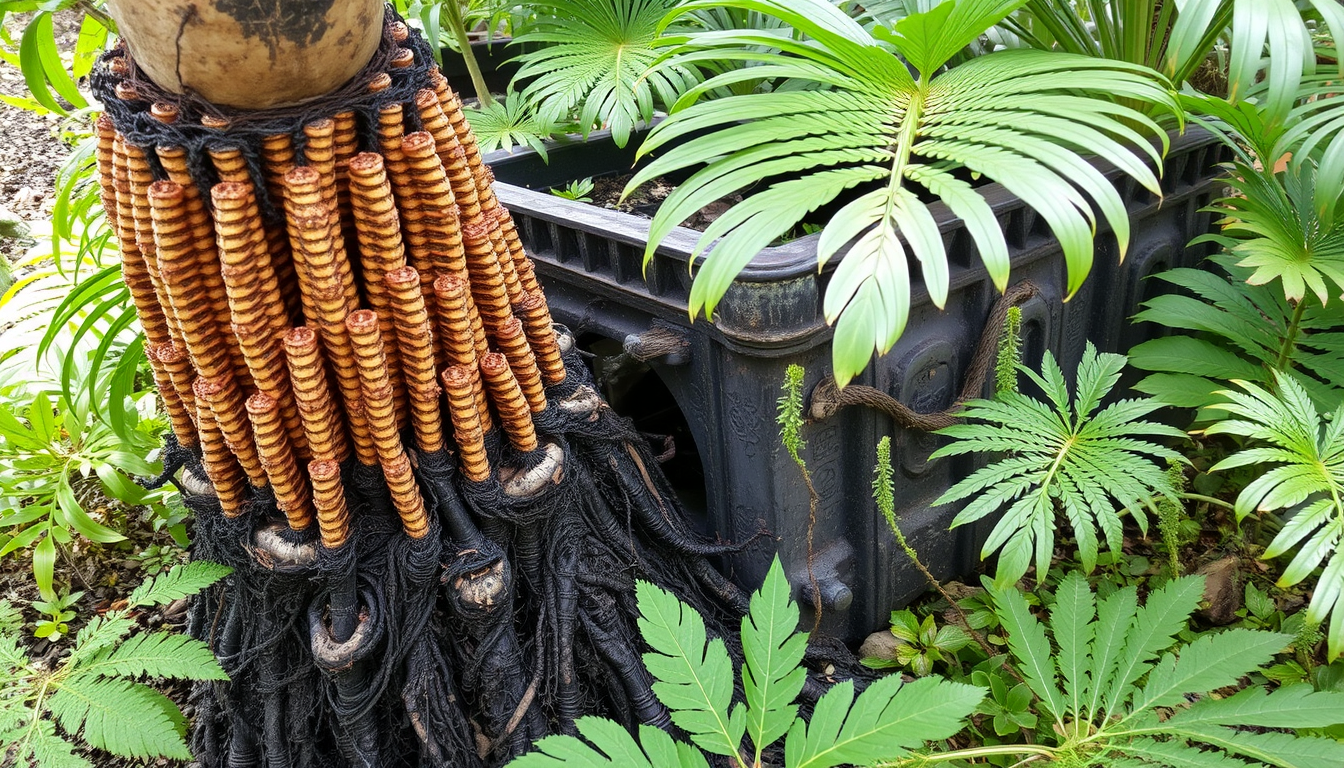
xmin=632 ymin=0 xmax=1176 ymax=386
xmin=1208 ymin=372 xmax=1344 ymax=659
xmin=511 ymin=0 xmax=702 ymax=147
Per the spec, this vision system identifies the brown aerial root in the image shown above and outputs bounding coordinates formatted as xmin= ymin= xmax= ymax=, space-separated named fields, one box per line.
xmin=400 ymin=131 xmax=466 ymax=281
xmin=480 ymin=352 xmax=538 ymax=453
xmin=284 ymin=327 xmax=351 ymax=464
xmin=247 ymin=392 xmax=315 ymax=531
xmin=383 ymin=268 xmax=445 ymax=453
xmin=152 ymin=343 xmax=201 ymax=430
xmin=212 ymin=181 xmax=311 ymax=462
xmin=197 ymin=406 xmax=248 ymax=517
xmin=442 ymin=365 xmax=491 ymax=482
xmin=414 ymin=89 xmax=462 ymax=180
xmin=143 ymin=344 xmax=198 ymax=447
xmin=309 ymin=459 xmax=350 ymax=549
xmin=495 ymin=207 xmax=535 ymax=288
xmin=194 ymin=375 xmax=267 ymax=487
xmin=114 ymin=82 xmax=138 ymax=102
xmin=390 ymin=47 xmax=415 ymax=69
xmin=496 ymin=316 xmax=547 ymax=413
xmin=516 ymin=291 xmax=567 ymax=386
xmin=150 ymin=102 xmax=179 ymax=124
xmin=93 ymin=117 xmax=119 ymax=230
xmin=347 ymin=310 xmax=430 ymax=538
xmin=120 ymin=141 xmax=185 ymax=344
xmin=204 ymin=124 xmax=250 ymax=183
xmin=389 ymin=20 xmax=409 ymax=42
xmin=284 ymin=170 xmax=379 ymax=466
xmin=367 ymin=72 xmax=392 ymax=93
xmin=148 ymin=180 xmax=235 ymax=383
xmin=153 ymin=142 xmax=249 ymax=384
xmin=301 ymin=121 xmax=359 ymax=308
xmin=461 ymin=217 xmax=512 ymax=332
xmin=514 ymin=257 xmax=543 ymax=298
xmin=440 ymin=89 xmax=485 ymax=184
xmin=109 ymin=135 xmax=176 ymax=350
xmin=433 ymin=275 xmax=493 ymax=432
xmin=260 ymin=132 xmax=308 ymax=322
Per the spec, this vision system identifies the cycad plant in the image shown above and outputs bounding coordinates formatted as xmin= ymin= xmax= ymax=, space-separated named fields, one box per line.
xmin=967 ymin=570 xmax=1344 ymax=768
xmin=512 ymin=0 xmax=703 ymax=147
xmin=632 ymin=0 xmax=1176 ymax=385
xmin=930 ymin=343 xmax=1188 ymax=586
xmin=1207 ymin=372 xmax=1344 ymax=660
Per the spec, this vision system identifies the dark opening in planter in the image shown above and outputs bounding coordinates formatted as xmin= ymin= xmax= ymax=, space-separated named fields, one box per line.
xmin=486 ymin=128 xmax=1229 ymax=642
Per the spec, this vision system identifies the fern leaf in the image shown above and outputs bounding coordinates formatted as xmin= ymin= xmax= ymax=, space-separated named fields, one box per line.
xmin=14 ymin=719 xmax=93 ymax=768
xmin=741 ymin=559 xmax=808 ymax=759
xmin=126 ymin=561 xmax=231 ymax=608
xmin=47 ymin=677 xmax=192 ymax=759
xmin=72 ymin=631 xmax=228 ymax=681
xmin=1083 ymin=585 xmax=1138 ymax=720
xmin=990 ymin=584 xmax=1065 ymax=723
xmin=508 ymin=718 xmax=711 ymax=768
xmin=1135 ymin=629 xmax=1291 ymax=710
xmin=1050 ymin=571 xmax=1094 ymax=716
xmin=783 ymin=676 xmax=983 ymax=768
xmin=1161 ymin=725 xmax=1344 ymax=768
xmin=1117 ymin=737 xmax=1252 ymax=768
xmin=1100 ymin=574 xmax=1205 ymax=718
xmin=1166 ymin=685 xmax=1344 ymax=730
xmin=636 ymin=580 xmax=745 ymax=759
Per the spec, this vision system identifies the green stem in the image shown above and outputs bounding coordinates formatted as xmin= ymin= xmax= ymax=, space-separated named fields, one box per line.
xmin=896 ymin=744 xmax=1058 ymax=765
xmin=1274 ymin=297 xmax=1308 ymax=372
xmin=443 ymin=0 xmax=495 ymax=108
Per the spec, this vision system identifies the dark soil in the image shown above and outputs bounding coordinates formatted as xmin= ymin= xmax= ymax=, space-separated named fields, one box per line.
xmin=587 ymin=173 xmax=744 ymax=232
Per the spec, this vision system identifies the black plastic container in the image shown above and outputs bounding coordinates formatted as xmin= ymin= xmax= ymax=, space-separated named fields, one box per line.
xmin=485 ymin=129 xmax=1227 ymax=642
xmin=438 ymin=39 xmax=525 ymax=100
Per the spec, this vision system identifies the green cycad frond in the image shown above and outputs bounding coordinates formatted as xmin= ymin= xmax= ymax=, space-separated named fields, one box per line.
xmin=1208 ymin=372 xmax=1344 ymax=659
xmin=931 ymin=343 xmax=1187 ymax=585
xmin=1130 ymin=253 xmax=1344 ymax=417
xmin=991 ymin=571 xmax=1344 ymax=767
xmin=633 ymin=0 xmax=1175 ymax=386
xmin=512 ymin=0 xmax=702 ymax=147
xmin=464 ymin=92 xmax=555 ymax=159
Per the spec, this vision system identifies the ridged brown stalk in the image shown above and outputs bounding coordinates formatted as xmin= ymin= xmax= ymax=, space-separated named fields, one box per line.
xmin=283 ymin=327 xmax=352 ymax=465
xmin=516 ymin=291 xmax=566 ymax=387
xmin=195 ymin=375 xmax=267 ymax=487
xmin=143 ymin=344 xmax=198 ymax=447
xmin=442 ymin=365 xmax=490 ymax=482
xmin=347 ymin=151 xmax=410 ymax=415
xmin=346 ymin=310 xmax=430 ymax=538
xmin=283 ymin=167 xmax=379 ymax=466
xmin=495 ymin=317 xmax=546 ymax=413
xmin=433 ymin=275 xmax=492 ymax=431
xmin=152 ymin=343 xmax=202 ymax=435
xmin=212 ymin=181 xmax=310 ymax=462
xmin=383 ymin=267 xmax=445 ymax=453
xmin=260 ymin=132 xmax=309 ymax=322
xmin=309 ymin=459 xmax=350 ymax=549
xmin=121 ymin=142 xmax=184 ymax=343
xmin=247 ymin=392 xmax=315 ymax=531
xmin=461 ymin=217 xmax=512 ymax=334
xmin=480 ymin=352 xmax=538 ymax=452
xmin=197 ymin=403 xmax=248 ymax=517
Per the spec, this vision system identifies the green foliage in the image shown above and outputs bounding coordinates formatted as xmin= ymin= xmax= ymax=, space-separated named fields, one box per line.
xmin=1207 ymin=372 xmax=1344 ymax=660
xmin=465 ymin=91 xmax=555 ymax=158
xmin=1007 ymin=0 xmax=1343 ymax=121
xmin=512 ymin=0 xmax=702 ymax=148
xmin=632 ymin=0 xmax=1175 ymax=385
xmin=994 ymin=305 xmax=1022 ymax=396
xmin=969 ymin=664 xmax=1037 ymax=737
xmin=0 ymin=2 xmax=111 ymax=116
xmin=30 ymin=588 xmax=81 ymax=640
xmin=862 ymin=610 xmax=971 ymax=677
xmin=509 ymin=558 xmax=984 ymax=768
xmin=1130 ymin=254 xmax=1344 ymax=418
xmin=932 ymin=343 xmax=1188 ymax=585
xmin=551 ymin=177 xmax=596 ymax=203
xmin=777 ymin=363 xmax=805 ymax=465
xmin=1155 ymin=460 xmax=1188 ymax=577
xmin=0 ymin=561 xmax=231 ymax=767
xmin=978 ymin=570 xmax=1344 ymax=768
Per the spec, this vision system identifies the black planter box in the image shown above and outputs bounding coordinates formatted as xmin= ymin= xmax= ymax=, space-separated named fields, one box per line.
xmin=485 ymin=129 xmax=1226 ymax=642
xmin=438 ymin=39 xmax=538 ymax=101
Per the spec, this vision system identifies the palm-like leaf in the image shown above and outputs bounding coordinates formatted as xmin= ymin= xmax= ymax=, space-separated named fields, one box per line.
xmin=464 ymin=92 xmax=555 ymax=159
xmin=633 ymin=0 xmax=1175 ymax=386
xmin=1129 ymin=253 xmax=1344 ymax=417
xmin=930 ymin=343 xmax=1188 ymax=585
xmin=511 ymin=0 xmax=702 ymax=147
xmin=991 ymin=571 xmax=1344 ymax=767
xmin=1207 ymin=373 xmax=1344 ymax=659
xmin=1010 ymin=0 xmax=1344 ymax=122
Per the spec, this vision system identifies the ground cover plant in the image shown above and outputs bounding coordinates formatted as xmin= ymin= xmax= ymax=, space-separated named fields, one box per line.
xmin=0 ymin=1 xmax=1343 ymax=767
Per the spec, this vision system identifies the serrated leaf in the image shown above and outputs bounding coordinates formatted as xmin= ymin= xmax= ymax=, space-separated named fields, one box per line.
xmin=741 ymin=558 xmax=808 ymax=759
xmin=48 ymin=677 xmax=192 ymax=759
xmin=1168 ymin=684 xmax=1344 ymax=730
xmin=126 ymin=561 xmax=231 ymax=608
xmin=1137 ymin=629 xmax=1291 ymax=710
xmin=72 ymin=631 xmax=227 ymax=681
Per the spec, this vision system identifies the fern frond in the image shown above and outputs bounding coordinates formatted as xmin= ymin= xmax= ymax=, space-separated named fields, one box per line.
xmin=71 ymin=631 xmax=227 ymax=681
xmin=933 ymin=343 xmax=1186 ymax=583
xmin=1100 ymin=574 xmax=1206 ymax=718
xmin=125 ymin=561 xmax=231 ymax=608
xmin=1135 ymin=629 xmax=1291 ymax=710
xmin=636 ymin=580 xmax=745 ymax=759
xmin=741 ymin=559 xmax=807 ymax=760
xmin=9 ymin=718 xmax=92 ymax=768
xmin=509 ymin=718 xmax=711 ymax=768
xmin=47 ymin=677 xmax=192 ymax=759
xmin=990 ymin=582 xmax=1065 ymax=723
xmin=1166 ymin=685 xmax=1344 ymax=730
